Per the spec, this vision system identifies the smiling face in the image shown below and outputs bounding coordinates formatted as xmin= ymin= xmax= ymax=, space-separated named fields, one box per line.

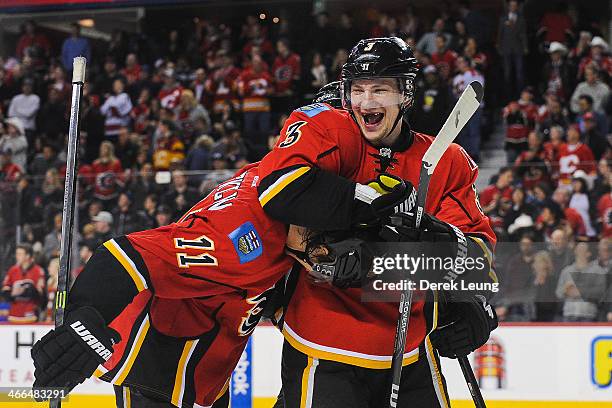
xmin=349 ymin=78 xmax=404 ymax=146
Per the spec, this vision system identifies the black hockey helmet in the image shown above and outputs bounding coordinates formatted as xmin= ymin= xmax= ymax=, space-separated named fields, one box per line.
xmin=313 ymin=81 xmax=342 ymax=109
xmin=341 ymin=37 xmax=419 ymax=111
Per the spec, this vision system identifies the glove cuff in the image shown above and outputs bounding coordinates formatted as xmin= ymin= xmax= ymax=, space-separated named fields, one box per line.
xmin=65 ymin=306 xmax=117 ymax=363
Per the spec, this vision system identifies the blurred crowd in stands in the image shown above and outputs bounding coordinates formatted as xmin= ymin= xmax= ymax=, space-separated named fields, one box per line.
xmin=0 ymin=0 xmax=611 ymax=323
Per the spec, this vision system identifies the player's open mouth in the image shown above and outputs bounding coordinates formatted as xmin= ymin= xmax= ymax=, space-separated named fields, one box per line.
xmin=362 ymin=112 xmax=384 ymax=131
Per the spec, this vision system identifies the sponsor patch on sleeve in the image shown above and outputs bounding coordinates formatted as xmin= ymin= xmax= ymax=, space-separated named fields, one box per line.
xmin=228 ymin=222 xmax=263 ymax=264
xmin=295 ymin=102 xmax=330 ymax=117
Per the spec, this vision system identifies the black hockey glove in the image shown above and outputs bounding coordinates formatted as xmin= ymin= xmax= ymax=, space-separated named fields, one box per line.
xmin=429 ymin=295 xmax=498 ymax=358
xmin=31 ymin=306 xmax=120 ymax=398
xmin=369 ymin=174 xmax=417 ymax=221
xmin=307 ymin=237 xmax=375 ymax=289
xmin=286 ymin=228 xmax=375 ymax=289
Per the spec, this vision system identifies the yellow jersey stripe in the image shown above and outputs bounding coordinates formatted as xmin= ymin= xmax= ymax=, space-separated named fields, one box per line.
xmin=104 ymin=239 xmax=148 ymax=291
xmin=259 ymin=167 xmax=310 ymax=207
xmin=469 ymin=236 xmax=498 ymax=283
xmin=93 ymin=365 xmax=108 ymax=378
xmin=214 ymin=378 xmax=230 ymax=402
xmin=283 ymin=324 xmax=419 ymax=369
xmin=425 ymin=336 xmax=451 ymax=408
xmin=123 ymin=387 xmax=131 ymax=408
xmin=172 ymin=339 xmax=199 ymax=407
xmin=112 ymin=315 xmax=150 ymax=385
xmin=300 ymin=356 xmax=313 ymax=408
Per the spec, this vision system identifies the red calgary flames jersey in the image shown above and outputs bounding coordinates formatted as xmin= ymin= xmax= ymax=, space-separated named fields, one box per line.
xmin=94 ymin=165 xmax=293 ymax=407
xmin=557 ymin=142 xmax=596 ymax=183
xmin=258 ymin=104 xmax=496 ymax=368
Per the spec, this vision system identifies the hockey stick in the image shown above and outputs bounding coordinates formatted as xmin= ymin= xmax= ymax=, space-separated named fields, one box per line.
xmin=50 ymin=57 xmax=86 ymax=408
xmin=388 ymin=81 xmax=484 ymax=408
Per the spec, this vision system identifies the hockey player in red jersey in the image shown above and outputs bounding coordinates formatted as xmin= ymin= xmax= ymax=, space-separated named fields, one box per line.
xmin=31 ymin=164 xmax=297 ymax=408
xmin=258 ymin=38 xmax=498 ymax=407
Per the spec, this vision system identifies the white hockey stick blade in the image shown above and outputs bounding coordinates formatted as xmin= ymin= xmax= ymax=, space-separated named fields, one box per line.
xmin=422 ymin=81 xmax=483 ymax=175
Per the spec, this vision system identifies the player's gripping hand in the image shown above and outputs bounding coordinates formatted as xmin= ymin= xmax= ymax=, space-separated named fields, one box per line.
xmin=31 ymin=306 xmax=120 ymax=398
xmin=368 ymin=174 xmax=417 ymax=220
xmin=429 ymin=295 xmax=498 ymax=358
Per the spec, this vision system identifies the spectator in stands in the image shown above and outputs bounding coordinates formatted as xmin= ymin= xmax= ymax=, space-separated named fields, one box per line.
xmin=8 ymin=79 xmax=40 ymax=140
xmin=152 ymin=120 xmax=185 ymax=170
xmin=122 ymin=53 xmax=143 ymax=87
xmin=162 ymin=169 xmax=199 ymax=219
xmin=113 ymin=192 xmax=144 ymax=235
xmin=1 ymin=243 xmax=44 ymax=323
xmin=503 ymin=88 xmax=537 ymax=164
xmin=330 ymin=48 xmax=349 ymax=80
xmin=155 ymin=204 xmax=173 ymax=227
xmin=40 ymin=168 xmax=63 ymax=227
xmin=431 ymin=34 xmax=456 ymax=81
xmin=581 ymin=112 xmax=608 ymax=161
xmin=416 ymin=18 xmax=451 ymax=56
xmin=514 ymin=131 xmax=550 ymax=191
xmin=452 ymin=55 xmax=484 ymax=161
xmin=175 ymin=89 xmax=211 ymax=143
xmin=0 ymin=146 xmax=23 ymax=181
xmin=542 ymin=41 xmax=574 ymax=102
xmin=496 ymin=234 xmax=537 ymax=321
xmin=304 ymin=52 xmax=328 ymax=100
xmin=552 ymin=187 xmax=587 ymax=238
xmin=137 ymin=193 xmax=158 ymax=229
xmin=531 ymin=250 xmax=558 ymax=321
xmin=237 ymin=54 xmax=273 ymax=146
xmin=205 ymin=51 xmax=241 ymax=115
xmin=411 ymin=65 xmax=451 ymax=136
xmin=16 ymin=21 xmax=51 ymax=62
xmin=481 ymin=167 xmax=514 ymax=214
xmin=79 ymin=199 xmax=102 ymax=231
xmin=61 ymin=23 xmax=91 ymax=73
xmin=72 ymin=243 xmax=93 ymax=280
xmin=185 ymin=134 xmax=214 ymax=172
xmin=91 ymin=210 xmax=114 ymax=247
xmin=158 ymin=68 xmax=184 ymax=110
xmin=46 ymin=65 xmax=70 ymax=102
xmin=569 ymin=175 xmax=597 ymax=238
xmin=272 ymin=38 xmax=301 ymax=112
xmin=94 ymin=57 xmax=122 ymax=96
xmin=129 ymin=162 xmax=158 ymax=209
xmin=0 ymin=117 xmax=27 ymax=171
xmin=578 ymin=36 xmax=612 ymax=80
xmin=537 ymin=94 xmax=569 ymax=139
xmin=557 ymin=125 xmax=596 ymax=185
xmin=100 ymin=78 xmax=133 ymax=140
xmin=91 ymin=141 xmax=124 ymax=207
xmin=536 ymin=200 xmax=565 ymax=240
xmin=212 ymin=121 xmax=248 ymax=165
xmin=115 ymin=127 xmax=140 ymax=170
xmin=505 ymin=187 xmax=537 ymax=229
xmin=577 ymin=94 xmax=608 ymax=137
xmin=44 ymin=257 xmax=58 ymax=321
xmin=43 ymin=212 xmax=62 ymax=262
xmin=557 ymin=242 xmax=608 ymax=322
xmin=570 ymin=66 xmax=610 ymax=114
xmin=549 ymin=227 xmax=574 ymax=274
xmin=497 ymin=0 xmax=528 ymax=98
xmin=37 ymin=88 xmax=67 ymax=143
xmin=463 ymin=37 xmax=487 ymax=72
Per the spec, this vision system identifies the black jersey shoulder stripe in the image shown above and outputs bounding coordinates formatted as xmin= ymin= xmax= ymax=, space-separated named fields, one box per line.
xmin=316 ymin=146 xmax=339 ymax=160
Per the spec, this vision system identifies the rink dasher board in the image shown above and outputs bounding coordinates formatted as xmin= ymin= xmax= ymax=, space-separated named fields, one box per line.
xmin=0 ymin=323 xmax=611 ymax=405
